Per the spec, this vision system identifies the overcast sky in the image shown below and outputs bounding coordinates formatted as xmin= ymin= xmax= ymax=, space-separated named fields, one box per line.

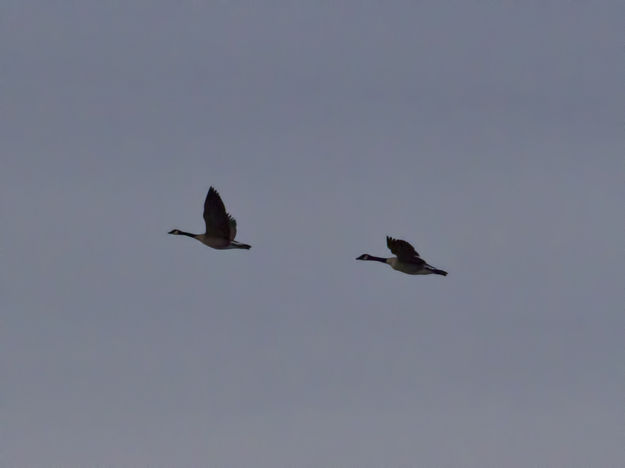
xmin=2 ymin=1 xmax=623 ymax=467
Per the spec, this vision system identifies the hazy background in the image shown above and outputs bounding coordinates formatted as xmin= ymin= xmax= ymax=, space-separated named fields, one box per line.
xmin=2 ymin=1 xmax=623 ymax=467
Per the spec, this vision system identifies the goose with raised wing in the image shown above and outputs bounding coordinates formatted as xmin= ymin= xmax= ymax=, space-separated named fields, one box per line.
xmin=356 ymin=236 xmax=446 ymax=276
xmin=168 ymin=186 xmax=251 ymax=250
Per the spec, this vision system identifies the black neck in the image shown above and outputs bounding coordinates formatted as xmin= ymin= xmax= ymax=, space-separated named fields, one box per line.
xmin=172 ymin=230 xmax=197 ymax=238
xmin=365 ymin=255 xmax=387 ymax=263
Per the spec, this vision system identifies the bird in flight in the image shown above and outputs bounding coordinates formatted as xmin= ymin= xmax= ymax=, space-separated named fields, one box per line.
xmin=168 ymin=186 xmax=251 ymax=250
xmin=356 ymin=236 xmax=447 ymax=276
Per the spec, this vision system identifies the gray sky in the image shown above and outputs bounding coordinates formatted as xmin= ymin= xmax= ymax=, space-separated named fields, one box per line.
xmin=2 ymin=1 xmax=623 ymax=467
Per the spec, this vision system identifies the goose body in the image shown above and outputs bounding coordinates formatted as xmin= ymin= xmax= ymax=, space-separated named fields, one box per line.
xmin=356 ymin=236 xmax=447 ymax=276
xmin=169 ymin=187 xmax=251 ymax=250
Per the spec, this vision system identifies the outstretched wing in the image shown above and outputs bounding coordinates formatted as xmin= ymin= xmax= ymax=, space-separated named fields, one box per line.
xmin=228 ymin=215 xmax=237 ymax=241
xmin=386 ymin=236 xmax=421 ymax=261
xmin=203 ymin=187 xmax=232 ymax=239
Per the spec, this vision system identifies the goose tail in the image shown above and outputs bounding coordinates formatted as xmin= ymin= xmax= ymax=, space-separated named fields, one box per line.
xmin=230 ymin=241 xmax=251 ymax=250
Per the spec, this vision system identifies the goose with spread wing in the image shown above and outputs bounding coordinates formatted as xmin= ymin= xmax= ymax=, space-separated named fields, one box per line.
xmin=168 ymin=186 xmax=251 ymax=250
xmin=356 ymin=236 xmax=446 ymax=276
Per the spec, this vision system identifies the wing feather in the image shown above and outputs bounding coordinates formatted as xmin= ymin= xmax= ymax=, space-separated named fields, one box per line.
xmin=203 ymin=187 xmax=231 ymax=238
xmin=228 ymin=215 xmax=237 ymax=241
xmin=386 ymin=236 xmax=422 ymax=262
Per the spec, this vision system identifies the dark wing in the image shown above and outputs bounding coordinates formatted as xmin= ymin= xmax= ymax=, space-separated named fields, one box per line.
xmin=228 ymin=215 xmax=237 ymax=241
xmin=203 ymin=187 xmax=232 ymax=239
xmin=386 ymin=236 xmax=421 ymax=261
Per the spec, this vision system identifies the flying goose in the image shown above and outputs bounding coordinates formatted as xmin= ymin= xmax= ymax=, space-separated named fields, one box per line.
xmin=168 ymin=186 xmax=251 ymax=250
xmin=356 ymin=236 xmax=447 ymax=276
